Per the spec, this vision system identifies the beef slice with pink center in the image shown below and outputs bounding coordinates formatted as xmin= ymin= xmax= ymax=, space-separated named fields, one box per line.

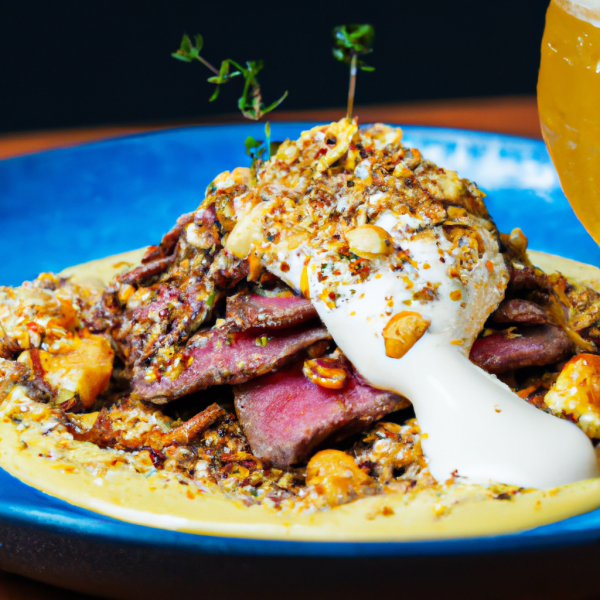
xmin=133 ymin=323 xmax=331 ymax=403
xmin=226 ymin=292 xmax=318 ymax=329
xmin=234 ymin=361 xmax=405 ymax=467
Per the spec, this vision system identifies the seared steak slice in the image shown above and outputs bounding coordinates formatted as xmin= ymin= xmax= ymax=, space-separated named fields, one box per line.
xmin=508 ymin=264 xmax=549 ymax=292
xmin=493 ymin=299 xmax=550 ymax=324
xmin=117 ymin=255 xmax=177 ymax=286
xmin=115 ymin=280 xmax=212 ymax=368
xmin=141 ymin=211 xmax=196 ymax=265
xmin=89 ymin=197 xmax=249 ymax=387
xmin=226 ymin=291 xmax=318 ymax=330
xmin=133 ymin=323 xmax=331 ymax=403
xmin=469 ymin=325 xmax=572 ymax=374
xmin=234 ymin=361 xmax=404 ymax=468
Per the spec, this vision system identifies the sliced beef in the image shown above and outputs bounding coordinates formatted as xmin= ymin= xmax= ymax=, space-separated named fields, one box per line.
xmin=469 ymin=325 xmax=572 ymax=374
xmin=109 ymin=246 xmax=247 ymax=374
xmin=132 ymin=323 xmax=331 ymax=403
xmin=117 ymin=254 xmax=177 ymax=286
xmin=86 ymin=199 xmax=244 ymax=366
xmin=234 ymin=361 xmax=404 ymax=468
xmin=226 ymin=291 xmax=318 ymax=330
xmin=508 ymin=264 xmax=549 ymax=292
xmin=493 ymin=299 xmax=549 ymax=325
xmin=207 ymin=250 xmax=249 ymax=290
xmin=141 ymin=211 xmax=196 ymax=264
xmin=112 ymin=282 xmax=207 ymax=368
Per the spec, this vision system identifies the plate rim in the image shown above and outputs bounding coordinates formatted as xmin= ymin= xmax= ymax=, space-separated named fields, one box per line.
xmin=0 ymin=121 xmax=548 ymax=164
xmin=1 ymin=122 xmax=597 ymax=557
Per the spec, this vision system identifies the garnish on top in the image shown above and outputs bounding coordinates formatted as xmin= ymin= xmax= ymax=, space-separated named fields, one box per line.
xmin=172 ymin=33 xmax=287 ymax=121
xmin=332 ymin=24 xmax=375 ymax=120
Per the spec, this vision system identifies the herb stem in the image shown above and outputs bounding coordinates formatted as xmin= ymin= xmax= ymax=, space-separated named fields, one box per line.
xmin=197 ymin=56 xmax=220 ymax=76
xmin=333 ymin=24 xmax=374 ymax=120
xmin=265 ymin=122 xmax=271 ymax=160
xmin=173 ymin=34 xmax=287 ymax=120
xmin=347 ymin=53 xmax=357 ymax=120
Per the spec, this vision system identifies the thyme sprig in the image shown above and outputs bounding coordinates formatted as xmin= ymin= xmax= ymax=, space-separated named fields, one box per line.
xmin=332 ymin=24 xmax=375 ymax=119
xmin=245 ymin=122 xmax=274 ymax=183
xmin=172 ymin=34 xmax=287 ymax=120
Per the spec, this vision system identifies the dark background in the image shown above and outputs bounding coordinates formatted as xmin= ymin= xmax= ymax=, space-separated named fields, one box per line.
xmin=0 ymin=0 xmax=549 ymax=134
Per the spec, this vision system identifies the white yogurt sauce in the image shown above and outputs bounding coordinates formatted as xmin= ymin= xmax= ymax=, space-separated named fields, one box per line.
xmin=269 ymin=211 xmax=600 ymax=489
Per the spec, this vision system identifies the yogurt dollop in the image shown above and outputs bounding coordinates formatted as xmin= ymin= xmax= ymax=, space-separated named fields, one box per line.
xmin=271 ymin=212 xmax=599 ymax=488
xmin=225 ymin=119 xmax=599 ymax=488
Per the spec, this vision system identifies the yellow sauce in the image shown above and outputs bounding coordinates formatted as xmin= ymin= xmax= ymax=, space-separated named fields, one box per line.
xmin=0 ymin=249 xmax=599 ymax=541
xmin=3 ymin=412 xmax=600 ymax=541
xmin=538 ymin=0 xmax=600 ymax=245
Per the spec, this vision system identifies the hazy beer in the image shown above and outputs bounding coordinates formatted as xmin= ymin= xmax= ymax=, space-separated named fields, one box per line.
xmin=538 ymin=0 xmax=600 ymax=244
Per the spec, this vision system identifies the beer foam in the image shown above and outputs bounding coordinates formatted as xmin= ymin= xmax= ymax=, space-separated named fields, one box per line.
xmin=557 ymin=0 xmax=600 ymax=26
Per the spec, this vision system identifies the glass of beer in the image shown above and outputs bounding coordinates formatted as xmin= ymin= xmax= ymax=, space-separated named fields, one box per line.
xmin=538 ymin=0 xmax=600 ymax=245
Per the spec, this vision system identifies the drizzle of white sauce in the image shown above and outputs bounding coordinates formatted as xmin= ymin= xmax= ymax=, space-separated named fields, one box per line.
xmin=269 ymin=211 xmax=600 ymax=489
xmin=315 ymin=288 xmax=599 ymax=488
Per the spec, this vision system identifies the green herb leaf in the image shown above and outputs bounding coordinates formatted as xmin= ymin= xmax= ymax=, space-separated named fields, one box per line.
xmin=174 ymin=33 xmax=202 ymax=62
xmin=207 ymin=60 xmax=241 ymax=85
xmin=332 ymin=24 xmax=375 ymax=119
xmin=172 ymin=33 xmax=287 ymax=121
xmin=270 ymin=141 xmax=282 ymax=156
xmin=206 ymin=60 xmax=242 ymax=101
xmin=332 ymin=48 xmax=346 ymax=63
xmin=245 ymin=136 xmax=267 ymax=182
xmin=332 ymin=24 xmax=375 ymax=64
xmin=206 ymin=290 xmax=217 ymax=308
xmin=260 ymin=90 xmax=288 ymax=116
xmin=209 ymin=85 xmax=220 ymax=102
xmin=245 ymin=136 xmax=262 ymax=153
xmin=181 ymin=34 xmax=192 ymax=55
xmin=171 ymin=52 xmax=192 ymax=63
xmin=172 ymin=34 xmax=194 ymax=62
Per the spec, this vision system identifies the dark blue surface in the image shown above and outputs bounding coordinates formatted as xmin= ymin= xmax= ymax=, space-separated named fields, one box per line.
xmin=1 ymin=123 xmax=599 ymax=556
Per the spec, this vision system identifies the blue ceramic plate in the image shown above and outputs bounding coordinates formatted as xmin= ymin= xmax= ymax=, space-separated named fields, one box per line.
xmin=1 ymin=124 xmax=600 ymax=598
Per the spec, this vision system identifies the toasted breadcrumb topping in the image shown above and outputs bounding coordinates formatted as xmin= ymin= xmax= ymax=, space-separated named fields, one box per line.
xmin=1 ymin=122 xmax=600 ymax=512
